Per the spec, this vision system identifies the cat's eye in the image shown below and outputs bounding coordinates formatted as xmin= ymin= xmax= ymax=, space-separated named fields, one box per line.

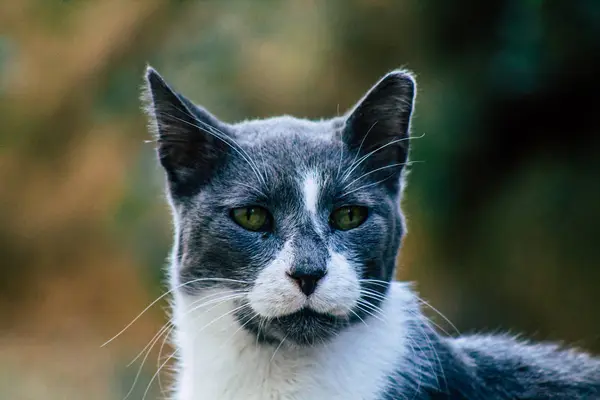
xmin=329 ymin=206 xmax=368 ymax=231
xmin=231 ymin=206 xmax=271 ymax=231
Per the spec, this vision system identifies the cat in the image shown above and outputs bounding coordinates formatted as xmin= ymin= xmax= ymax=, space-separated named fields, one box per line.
xmin=142 ymin=66 xmax=600 ymax=399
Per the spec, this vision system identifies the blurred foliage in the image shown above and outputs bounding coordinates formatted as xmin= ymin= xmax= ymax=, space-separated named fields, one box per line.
xmin=1 ymin=0 xmax=599 ymax=398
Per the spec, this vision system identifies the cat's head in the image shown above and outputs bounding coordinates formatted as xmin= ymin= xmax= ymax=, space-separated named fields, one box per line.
xmin=143 ymin=67 xmax=416 ymax=346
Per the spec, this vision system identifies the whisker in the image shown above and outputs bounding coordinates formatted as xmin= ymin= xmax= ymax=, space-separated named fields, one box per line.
xmin=336 ymin=136 xmax=345 ymax=179
xmin=341 ymin=176 xmax=396 ymax=197
xmin=415 ymin=297 xmax=460 ymax=336
xmin=127 ymin=321 xmax=172 ymax=367
xmin=361 ymin=280 xmax=458 ymax=337
xmin=143 ymin=348 xmax=179 ymax=400
xmin=360 ymin=294 xmax=390 ymax=309
xmin=410 ymin=318 xmax=447 ymax=392
xmin=360 ymin=288 xmax=388 ymax=301
xmin=256 ymin=317 xmax=269 ymax=348
xmin=349 ymin=309 xmax=369 ymax=327
xmin=231 ymin=181 xmax=268 ymax=197
xmin=409 ymin=310 xmax=451 ymax=337
xmin=355 ymin=302 xmax=386 ymax=324
xmin=161 ymin=109 xmax=267 ymax=187
xmin=123 ymin=291 xmax=248 ymax=400
xmin=144 ymin=302 xmax=252 ymax=400
xmin=257 ymin=144 xmax=270 ymax=189
xmin=190 ymin=302 xmax=252 ymax=334
xmin=185 ymin=293 xmax=249 ymax=317
xmin=270 ymin=332 xmax=289 ymax=363
xmin=359 ymin=279 xmax=391 ymax=288
xmin=357 ymin=299 xmax=386 ymax=316
xmin=128 ymin=290 xmax=247 ymax=367
xmin=342 ymin=161 xmax=421 ymax=191
xmin=403 ymin=336 xmax=424 ymax=397
xmin=101 ymin=278 xmax=249 ymax=347
xmin=341 ymin=133 xmax=425 ymax=182
xmin=122 ymin=318 xmax=173 ymax=400
xmin=156 ymin=324 xmax=176 ymax=398
xmin=221 ymin=311 xmax=260 ymax=348
xmin=342 ymin=121 xmax=379 ymax=182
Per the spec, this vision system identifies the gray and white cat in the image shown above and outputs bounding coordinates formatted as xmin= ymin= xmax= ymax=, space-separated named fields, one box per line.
xmin=142 ymin=66 xmax=600 ymax=399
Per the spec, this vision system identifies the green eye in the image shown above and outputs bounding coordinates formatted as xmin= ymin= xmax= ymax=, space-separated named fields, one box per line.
xmin=330 ymin=206 xmax=368 ymax=231
xmin=231 ymin=206 xmax=271 ymax=231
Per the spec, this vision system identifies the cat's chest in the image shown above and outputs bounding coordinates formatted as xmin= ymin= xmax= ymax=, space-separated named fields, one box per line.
xmin=173 ymin=287 xmax=411 ymax=400
xmin=178 ymin=342 xmax=363 ymax=400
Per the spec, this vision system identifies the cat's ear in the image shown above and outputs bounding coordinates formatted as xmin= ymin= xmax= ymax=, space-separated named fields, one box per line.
xmin=142 ymin=66 xmax=228 ymax=197
xmin=342 ymin=70 xmax=416 ymax=192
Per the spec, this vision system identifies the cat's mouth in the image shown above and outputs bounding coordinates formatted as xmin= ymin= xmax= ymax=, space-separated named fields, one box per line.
xmin=236 ymin=305 xmax=350 ymax=346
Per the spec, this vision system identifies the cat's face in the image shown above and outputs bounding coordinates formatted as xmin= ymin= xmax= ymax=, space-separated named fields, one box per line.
xmin=143 ymin=68 xmax=416 ymax=346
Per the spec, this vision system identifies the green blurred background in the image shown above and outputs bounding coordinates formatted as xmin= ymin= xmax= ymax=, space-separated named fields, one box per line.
xmin=1 ymin=1 xmax=599 ymax=399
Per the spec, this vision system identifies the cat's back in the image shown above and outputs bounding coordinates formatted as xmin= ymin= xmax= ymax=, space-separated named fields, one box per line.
xmin=381 ymin=326 xmax=600 ymax=399
xmin=451 ymin=334 xmax=600 ymax=399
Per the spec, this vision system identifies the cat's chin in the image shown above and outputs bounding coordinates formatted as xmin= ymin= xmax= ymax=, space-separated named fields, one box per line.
xmin=237 ymin=307 xmax=351 ymax=346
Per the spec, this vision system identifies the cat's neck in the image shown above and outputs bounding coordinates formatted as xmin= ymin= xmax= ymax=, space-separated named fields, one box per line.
xmin=171 ymin=283 xmax=413 ymax=400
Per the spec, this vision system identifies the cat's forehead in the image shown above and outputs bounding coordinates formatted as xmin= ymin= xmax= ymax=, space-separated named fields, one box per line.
xmin=233 ymin=116 xmax=341 ymax=146
xmin=211 ymin=116 xmax=359 ymax=208
xmin=228 ymin=116 xmax=347 ymax=182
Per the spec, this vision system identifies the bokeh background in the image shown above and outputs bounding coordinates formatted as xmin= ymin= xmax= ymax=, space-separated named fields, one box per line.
xmin=1 ymin=1 xmax=600 ymax=399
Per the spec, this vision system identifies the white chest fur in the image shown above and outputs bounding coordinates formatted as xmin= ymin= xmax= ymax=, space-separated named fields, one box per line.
xmin=172 ymin=283 xmax=411 ymax=400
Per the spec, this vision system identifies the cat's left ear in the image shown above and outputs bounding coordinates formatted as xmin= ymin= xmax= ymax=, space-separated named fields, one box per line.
xmin=342 ymin=70 xmax=416 ymax=192
xmin=142 ymin=66 xmax=230 ymax=197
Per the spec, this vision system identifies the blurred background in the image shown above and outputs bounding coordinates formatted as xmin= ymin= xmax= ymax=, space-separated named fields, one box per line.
xmin=1 ymin=1 xmax=599 ymax=399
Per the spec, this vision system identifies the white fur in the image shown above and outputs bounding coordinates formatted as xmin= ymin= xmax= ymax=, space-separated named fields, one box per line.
xmin=248 ymin=240 xmax=305 ymax=318
xmin=302 ymin=171 xmax=320 ymax=215
xmin=308 ymin=251 xmax=360 ymax=316
xmin=248 ymin=243 xmax=360 ymax=319
xmin=173 ymin=283 xmax=412 ymax=400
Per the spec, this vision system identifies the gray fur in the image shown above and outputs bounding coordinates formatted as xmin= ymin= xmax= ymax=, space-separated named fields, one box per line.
xmin=143 ymin=66 xmax=600 ymax=399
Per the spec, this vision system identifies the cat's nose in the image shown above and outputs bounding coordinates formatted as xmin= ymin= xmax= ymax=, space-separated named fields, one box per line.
xmin=288 ymin=269 xmax=326 ymax=296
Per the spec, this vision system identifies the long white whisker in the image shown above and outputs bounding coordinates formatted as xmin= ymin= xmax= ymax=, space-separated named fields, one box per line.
xmin=184 ymin=294 xmax=250 ymax=324
xmin=336 ymin=136 xmax=345 ymax=179
xmin=403 ymin=336 xmax=424 ymax=398
xmin=231 ymin=180 xmax=268 ymax=197
xmin=355 ymin=302 xmax=386 ymax=324
xmin=257 ymin=144 xmax=269 ymax=188
xmin=360 ymin=288 xmax=388 ymax=301
xmin=341 ymin=121 xmax=379 ymax=182
xmin=127 ymin=321 xmax=172 ymax=368
xmin=411 ymin=318 xmax=447 ymax=392
xmin=415 ymin=297 xmax=460 ymax=336
xmin=123 ymin=291 xmax=249 ymax=400
xmin=122 ymin=324 xmax=168 ymax=400
xmin=349 ymin=309 xmax=369 ymax=327
xmin=163 ymin=110 xmax=267 ymax=187
xmin=359 ymin=279 xmax=391 ymax=288
xmin=128 ymin=290 xmax=247 ymax=366
xmin=341 ymin=133 xmax=425 ymax=182
xmin=343 ymin=161 xmax=419 ymax=191
xmin=190 ymin=302 xmax=252 ymax=333
xmin=101 ymin=278 xmax=249 ymax=347
xmin=341 ymin=176 xmax=396 ymax=197
xmin=221 ymin=312 xmax=260 ymax=348
xmin=256 ymin=317 xmax=268 ymax=348
xmin=143 ymin=349 xmax=179 ymax=400
xmin=143 ymin=303 xmax=252 ymax=400
xmin=409 ymin=310 xmax=451 ymax=337
xmin=156 ymin=324 xmax=176 ymax=398
xmin=270 ymin=332 xmax=289 ymax=363
xmin=357 ymin=299 xmax=386 ymax=316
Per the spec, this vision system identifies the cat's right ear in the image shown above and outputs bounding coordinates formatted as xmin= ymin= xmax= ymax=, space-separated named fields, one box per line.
xmin=142 ymin=66 xmax=228 ymax=197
